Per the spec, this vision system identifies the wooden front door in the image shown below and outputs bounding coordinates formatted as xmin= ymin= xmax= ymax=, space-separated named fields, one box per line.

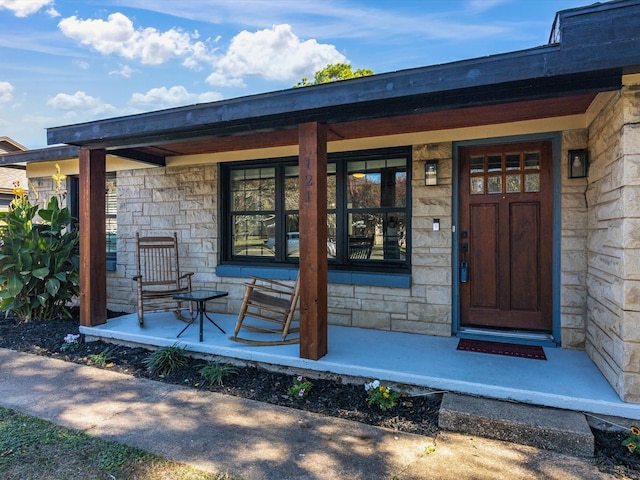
xmin=459 ymin=142 xmax=553 ymax=331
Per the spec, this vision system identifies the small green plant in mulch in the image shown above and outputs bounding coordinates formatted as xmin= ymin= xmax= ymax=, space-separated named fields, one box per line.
xmin=88 ymin=347 xmax=116 ymax=367
xmin=198 ymin=361 xmax=239 ymax=386
xmin=364 ymin=379 xmax=399 ymax=411
xmin=143 ymin=343 xmax=188 ymax=376
xmin=623 ymin=425 xmax=640 ymax=454
xmin=59 ymin=333 xmax=81 ymax=353
xmin=287 ymin=375 xmax=313 ymax=400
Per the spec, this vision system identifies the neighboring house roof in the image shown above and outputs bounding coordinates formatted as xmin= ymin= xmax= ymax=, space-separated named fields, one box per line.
xmin=0 ymin=137 xmax=27 ymax=194
xmin=1 ymin=0 xmax=640 ymax=166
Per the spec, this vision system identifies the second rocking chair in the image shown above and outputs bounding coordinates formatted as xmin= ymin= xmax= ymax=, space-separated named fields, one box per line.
xmin=231 ymin=274 xmax=300 ymax=345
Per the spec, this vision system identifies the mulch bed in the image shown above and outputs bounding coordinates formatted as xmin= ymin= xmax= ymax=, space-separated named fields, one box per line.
xmin=1 ymin=312 xmax=639 ymax=478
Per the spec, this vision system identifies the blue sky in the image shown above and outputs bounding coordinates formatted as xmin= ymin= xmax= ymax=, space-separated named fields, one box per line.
xmin=1 ymin=0 xmax=589 ymax=149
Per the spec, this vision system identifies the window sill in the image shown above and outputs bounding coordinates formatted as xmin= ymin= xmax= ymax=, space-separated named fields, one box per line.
xmin=216 ymin=265 xmax=410 ymax=288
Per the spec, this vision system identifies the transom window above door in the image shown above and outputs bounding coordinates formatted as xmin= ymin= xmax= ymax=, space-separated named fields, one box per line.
xmin=469 ymin=150 xmax=540 ymax=195
xmin=221 ymin=147 xmax=411 ymax=273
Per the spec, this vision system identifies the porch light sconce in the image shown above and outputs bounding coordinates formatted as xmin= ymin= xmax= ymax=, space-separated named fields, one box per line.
xmin=568 ymin=149 xmax=588 ymax=178
xmin=425 ymin=160 xmax=438 ymax=186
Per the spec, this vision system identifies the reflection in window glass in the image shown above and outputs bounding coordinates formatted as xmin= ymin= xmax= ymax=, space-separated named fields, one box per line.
xmin=347 ymin=158 xmax=406 ymax=209
xmin=470 ymin=156 xmax=484 ymax=174
xmin=506 ymin=154 xmax=520 ymax=171
xmin=525 ymin=173 xmax=540 ymax=192
xmin=232 ymin=214 xmax=276 ymax=257
xmin=487 ymin=175 xmax=502 ymax=194
xmin=525 ymin=152 xmax=540 ymax=170
xmin=347 ymin=212 xmax=406 ymax=261
xmin=470 ymin=177 xmax=484 ymax=195
xmin=231 ymin=168 xmax=275 ymax=211
xmin=487 ymin=155 xmax=502 ymax=172
xmin=284 ymin=166 xmax=298 ymax=210
xmin=506 ymin=174 xmax=520 ymax=193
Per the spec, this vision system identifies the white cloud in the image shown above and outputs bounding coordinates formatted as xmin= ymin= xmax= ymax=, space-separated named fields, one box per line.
xmin=46 ymin=7 xmax=59 ymax=17
xmin=58 ymin=12 xmax=215 ymax=67
xmin=109 ymin=65 xmax=134 ymax=78
xmin=129 ymin=86 xmax=223 ymax=110
xmin=46 ymin=91 xmax=116 ymax=115
xmin=0 ymin=81 xmax=14 ymax=103
xmin=0 ymin=0 xmax=53 ymax=17
xmin=73 ymin=60 xmax=90 ymax=70
xmin=206 ymin=24 xmax=346 ymax=87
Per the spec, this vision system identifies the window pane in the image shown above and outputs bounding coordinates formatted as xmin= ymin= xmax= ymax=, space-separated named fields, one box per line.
xmin=470 ymin=177 xmax=484 ymax=195
xmin=525 ymin=173 xmax=540 ymax=192
xmin=487 ymin=155 xmax=502 ymax=172
xmin=382 ymin=213 xmax=406 ymax=261
xmin=327 ymin=163 xmax=337 ymax=209
xmin=348 ymin=159 xmax=406 ymax=208
xmin=487 ymin=175 xmax=502 ymax=194
xmin=232 ymin=214 xmax=275 ymax=257
xmin=525 ymin=152 xmax=540 ymax=170
xmin=506 ymin=174 xmax=520 ymax=193
xmin=105 ymin=174 xmax=117 ymax=255
xmin=231 ymin=168 xmax=275 ymax=211
xmin=470 ymin=156 xmax=484 ymax=174
xmin=284 ymin=166 xmax=298 ymax=210
xmin=505 ymin=154 xmax=520 ymax=171
xmin=286 ymin=214 xmax=337 ymax=259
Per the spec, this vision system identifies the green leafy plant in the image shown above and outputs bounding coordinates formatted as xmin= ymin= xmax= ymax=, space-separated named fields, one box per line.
xmin=622 ymin=425 xmax=640 ymax=454
xmin=287 ymin=375 xmax=313 ymax=400
xmin=364 ymin=379 xmax=399 ymax=411
xmin=198 ymin=361 xmax=239 ymax=386
xmin=59 ymin=333 xmax=80 ymax=353
xmin=0 ymin=168 xmax=79 ymax=321
xmin=143 ymin=343 xmax=188 ymax=376
xmin=88 ymin=348 xmax=115 ymax=367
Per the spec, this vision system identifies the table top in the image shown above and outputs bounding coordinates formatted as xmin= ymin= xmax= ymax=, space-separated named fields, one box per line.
xmin=173 ymin=289 xmax=229 ymax=301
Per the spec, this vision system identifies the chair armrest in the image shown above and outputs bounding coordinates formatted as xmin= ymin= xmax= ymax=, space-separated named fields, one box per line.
xmin=179 ymin=272 xmax=195 ymax=280
xmin=249 ymin=276 xmax=293 ymax=290
xmin=246 ymin=283 xmax=294 ymax=296
xmin=132 ymin=275 xmax=142 ymax=281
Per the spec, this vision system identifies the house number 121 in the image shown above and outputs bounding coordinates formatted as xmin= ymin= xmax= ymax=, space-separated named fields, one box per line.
xmin=304 ymin=157 xmax=312 ymax=203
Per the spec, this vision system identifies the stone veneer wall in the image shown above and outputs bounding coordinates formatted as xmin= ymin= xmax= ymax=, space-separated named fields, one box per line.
xmin=586 ymin=84 xmax=640 ymax=403
xmin=561 ymin=129 xmax=589 ymax=349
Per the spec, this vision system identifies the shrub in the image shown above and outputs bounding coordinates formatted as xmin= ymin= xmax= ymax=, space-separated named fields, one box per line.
xmin=143 ymin=343 xmax=188 ymax=376
xmin=0 ymin=169 xmax=79 ymax=321
xmin=198 ymin=361 xmax=239 ymax=386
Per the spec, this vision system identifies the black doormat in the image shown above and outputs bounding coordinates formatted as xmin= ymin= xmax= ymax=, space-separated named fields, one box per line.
xmin=456 ymin=338 xmax=547 ymax=360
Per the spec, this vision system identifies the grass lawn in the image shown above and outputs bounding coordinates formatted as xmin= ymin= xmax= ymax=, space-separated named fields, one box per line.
xmin=0 ymin=406 xmax=240 ymax=480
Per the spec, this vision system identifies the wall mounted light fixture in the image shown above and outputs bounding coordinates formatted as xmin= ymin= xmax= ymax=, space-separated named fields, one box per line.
xmin=425 ymin=160 xmax=438 ymax=186
xmin=568 ymin=149 xmax=588 ymax=178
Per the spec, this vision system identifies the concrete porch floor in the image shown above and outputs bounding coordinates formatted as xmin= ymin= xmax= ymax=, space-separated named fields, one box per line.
xmin=80 ymin=311 xmax=640 ymax=420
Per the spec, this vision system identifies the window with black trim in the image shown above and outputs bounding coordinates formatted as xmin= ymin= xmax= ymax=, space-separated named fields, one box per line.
xmin=221 ymin=147 xmax=410 ymax=272
xmin=68 ymin=172 xmax=117 ymax=269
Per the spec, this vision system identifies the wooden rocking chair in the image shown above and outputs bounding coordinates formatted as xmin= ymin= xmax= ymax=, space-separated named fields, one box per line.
xmin=133 ymin=232 xmax=194 ymax=326
xmin=231 ymin=274 xmax=300 ymax=345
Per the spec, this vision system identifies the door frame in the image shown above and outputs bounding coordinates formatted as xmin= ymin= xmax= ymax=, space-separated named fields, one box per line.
xmin=452 ymin=132 xmax=562 ymax=346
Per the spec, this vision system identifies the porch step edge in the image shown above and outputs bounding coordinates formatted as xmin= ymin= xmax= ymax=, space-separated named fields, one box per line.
xmin=438 ymin=392 xmax=594 ymax=457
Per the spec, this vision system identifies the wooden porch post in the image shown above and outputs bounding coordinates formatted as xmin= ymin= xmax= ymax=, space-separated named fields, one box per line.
xmin=79 ymin=148 xmax=107 ymax=327
xmin=298 ymin=122 xmax=328 ymax=360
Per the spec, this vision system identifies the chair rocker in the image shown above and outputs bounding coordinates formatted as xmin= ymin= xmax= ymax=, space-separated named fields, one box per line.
xmin=133 ymin=232 xmax=194 ymax=326
xmin=231 ymin=275 xmax=300 ymax=346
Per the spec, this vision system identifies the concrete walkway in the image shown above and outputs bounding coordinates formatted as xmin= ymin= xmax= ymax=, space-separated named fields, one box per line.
xmin=0 ymin=349 xmax=613 ymax=479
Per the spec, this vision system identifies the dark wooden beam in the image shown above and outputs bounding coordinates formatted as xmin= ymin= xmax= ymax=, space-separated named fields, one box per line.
xmin=110 ymin=148 xmax=166 ymax=166
xmin=298 ymin=122 xmax=328 ymax=360
xmin=79 ymin=149 xmax=107 ymax=327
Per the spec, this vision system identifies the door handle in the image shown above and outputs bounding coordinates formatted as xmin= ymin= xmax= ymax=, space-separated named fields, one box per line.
xmin=460 ymin=241 xmax=468 ymax=283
